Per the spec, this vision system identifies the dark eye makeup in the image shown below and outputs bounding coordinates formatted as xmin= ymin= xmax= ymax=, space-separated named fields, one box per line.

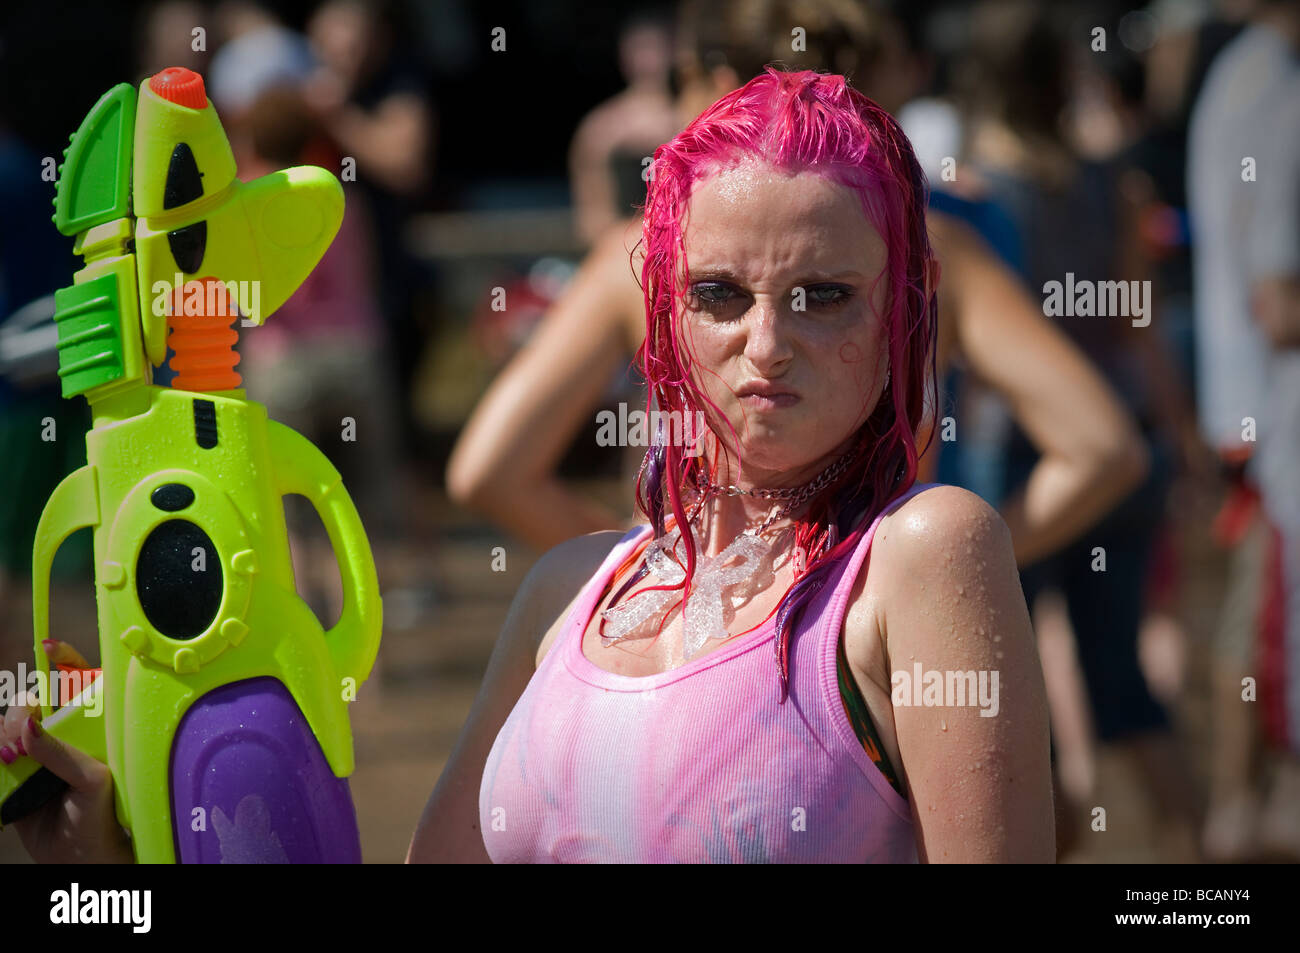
xmin=685 ymin=280 xmax=856 ymax=315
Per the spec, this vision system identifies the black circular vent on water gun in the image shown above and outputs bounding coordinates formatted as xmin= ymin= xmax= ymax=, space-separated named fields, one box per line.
xmin=136 ymin=519 xmax=222 ymax=639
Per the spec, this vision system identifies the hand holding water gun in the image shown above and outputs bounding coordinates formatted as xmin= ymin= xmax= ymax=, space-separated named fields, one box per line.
xmin=1 ymin=640 xmax=131 ymax=864
xmin=0 ymin=67 xmax=382 ymax=863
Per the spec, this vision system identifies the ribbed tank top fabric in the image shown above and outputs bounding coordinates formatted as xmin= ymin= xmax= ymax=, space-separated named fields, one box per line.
xmin=478 ymin=482 xmax=941 ymax=863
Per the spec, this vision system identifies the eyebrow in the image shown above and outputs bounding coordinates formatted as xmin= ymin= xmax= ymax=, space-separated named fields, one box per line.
xmin=687 ymin=267 xmax=866 ymax=283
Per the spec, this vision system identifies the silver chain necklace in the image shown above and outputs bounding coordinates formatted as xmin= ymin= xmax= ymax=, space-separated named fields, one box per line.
xmin=688 ymin=443 xmax=858 ymax=535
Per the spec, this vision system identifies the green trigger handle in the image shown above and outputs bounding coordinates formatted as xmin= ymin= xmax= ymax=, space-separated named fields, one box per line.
xmin=31 ymin=465 xmax=101 ymax=721
xmin=0 ymin=466 xmax=107 ymax=830
xmin=267 ymin=421 xmax=382 ymax=686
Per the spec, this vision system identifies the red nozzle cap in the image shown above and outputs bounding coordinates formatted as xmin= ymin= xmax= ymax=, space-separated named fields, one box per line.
xmin=149 ymin=67 xmax=207 ymax=109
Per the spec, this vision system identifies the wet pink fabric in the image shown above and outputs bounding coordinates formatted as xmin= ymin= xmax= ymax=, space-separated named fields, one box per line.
xmin=479 ymin=483 xmax=938 ymax=863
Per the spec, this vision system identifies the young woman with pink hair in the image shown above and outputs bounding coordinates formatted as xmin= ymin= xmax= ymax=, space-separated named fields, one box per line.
xmin=413 ymin=68 xmax=1053 ymax=862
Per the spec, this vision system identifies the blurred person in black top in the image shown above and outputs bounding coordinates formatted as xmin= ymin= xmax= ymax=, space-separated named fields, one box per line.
xmin=304 ymin=0 xmax=434 ymax=459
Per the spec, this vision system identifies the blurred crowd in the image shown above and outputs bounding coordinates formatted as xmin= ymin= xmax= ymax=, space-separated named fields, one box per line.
xmin=0 ymin=0 xmax=1297 ymax=863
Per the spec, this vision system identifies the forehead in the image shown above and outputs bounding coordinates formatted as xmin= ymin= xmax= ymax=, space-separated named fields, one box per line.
xmin=682 ymin=158 xmax=885 ymax=276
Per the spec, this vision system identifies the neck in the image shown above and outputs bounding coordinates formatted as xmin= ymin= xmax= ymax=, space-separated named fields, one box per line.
xmin=686 ymin=436 xmax=857 ymax=556
xmin=692 ymin=494 xmax=779 ymax=558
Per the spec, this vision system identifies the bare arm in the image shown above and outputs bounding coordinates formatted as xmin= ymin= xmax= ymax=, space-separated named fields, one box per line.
xmin=446 ymin=220 xmax=645 ymax=549
xmin=876 ymin=485 xmax=1054 ymax=861
xmin=319 ymin=92 xmax=433 ymax=196
xmin=405 ymin=530 xmax=622 ymax=862
xmin=933 ymin=212 xmax=1149 ymax=565
xmin=569 ymin=112 xmax=620 ymax=248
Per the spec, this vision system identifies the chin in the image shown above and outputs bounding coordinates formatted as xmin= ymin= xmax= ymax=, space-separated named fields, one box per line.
xmin=732 ymin=440 xmax=816 ymax=473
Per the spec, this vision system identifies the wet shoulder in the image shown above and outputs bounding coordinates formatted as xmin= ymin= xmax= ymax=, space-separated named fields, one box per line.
xmin=866 ymin=485 xmax=1011 ymax=596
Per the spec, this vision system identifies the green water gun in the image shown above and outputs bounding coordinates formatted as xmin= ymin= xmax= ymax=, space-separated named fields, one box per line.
xmin=0 ymin=67 xmax=382 ymax=862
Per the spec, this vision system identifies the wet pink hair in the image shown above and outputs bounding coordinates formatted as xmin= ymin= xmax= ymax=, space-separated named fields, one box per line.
xmin=628 ymin=67 xmax=938 ymax=702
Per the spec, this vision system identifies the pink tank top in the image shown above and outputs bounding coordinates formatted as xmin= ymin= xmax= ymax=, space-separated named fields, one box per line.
xmin=478 ymin=482 xmax=938 ymax=863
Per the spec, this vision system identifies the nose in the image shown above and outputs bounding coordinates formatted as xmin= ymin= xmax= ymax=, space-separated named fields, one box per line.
xmin=741 ymin=297 xmax=794 ymax=374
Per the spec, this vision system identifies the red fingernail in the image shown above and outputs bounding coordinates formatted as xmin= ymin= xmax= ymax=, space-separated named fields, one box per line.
xmin=27 ymin=716 xmax=42 ymax=738
xmin=13 ymin=738 xmax=25 ymax=756
xmin=0 ymin=746 xmax=14 ymax=765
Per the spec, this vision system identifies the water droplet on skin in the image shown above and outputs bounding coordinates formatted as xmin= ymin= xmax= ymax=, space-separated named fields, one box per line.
xmin=956 ymin=585 xmax=964 ymax=596
xmin=940 ymin=719 xmax=947 ymax=731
